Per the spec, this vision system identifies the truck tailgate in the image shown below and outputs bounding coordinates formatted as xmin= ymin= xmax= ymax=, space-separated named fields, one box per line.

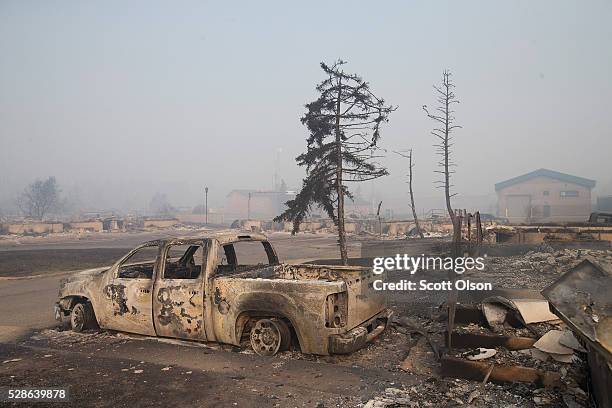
xmin=282 ymin=264 xmax=387 ymax=329
xmin=342 ymin=268 xmax=387 ymax=329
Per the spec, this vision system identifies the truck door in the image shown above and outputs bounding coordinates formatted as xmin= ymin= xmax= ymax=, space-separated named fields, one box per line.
xmin=104 ymin=243 xmax=159 ymax=336
xmin=153 ymin=242 xmax=206 ymax=340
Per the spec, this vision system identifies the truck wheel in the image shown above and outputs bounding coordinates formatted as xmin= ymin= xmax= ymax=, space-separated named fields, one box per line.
xmin=70 ymin=302 xmax=96 ymax=332
xmin=250 ymin=318 xmax=290 ymax=356
xmin=273 ymin=318 xmax=291 ymax=351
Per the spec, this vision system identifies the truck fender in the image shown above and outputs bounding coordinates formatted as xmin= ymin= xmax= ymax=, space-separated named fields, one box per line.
xmin=232 ymin=292 xmax=314 ymax=349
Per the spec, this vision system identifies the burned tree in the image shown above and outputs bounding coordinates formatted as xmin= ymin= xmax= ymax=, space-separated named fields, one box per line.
xmin=394 ymin=149 xmax=424 ymax=238
xmin=423 ymin=70 xmax=461 ymax=236
xmin=18 ymin=176 xmax=60 ymax=220
xmin=275 ymin=60 xmax=395 ymax=264
xmin=423 ymin=71 xmax=462 ymax=350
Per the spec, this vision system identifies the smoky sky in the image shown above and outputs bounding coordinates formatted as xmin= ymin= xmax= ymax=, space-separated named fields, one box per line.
xmin=1 ymin=1 xmax=611 ymax=214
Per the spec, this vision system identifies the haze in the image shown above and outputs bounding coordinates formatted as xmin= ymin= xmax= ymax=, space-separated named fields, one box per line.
xmin=1 ymin=0 xmax=611 ymax=215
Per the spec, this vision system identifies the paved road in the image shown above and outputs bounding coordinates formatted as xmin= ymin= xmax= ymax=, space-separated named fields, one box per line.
xmin=0 ymin=274 xmax=62 ymax=342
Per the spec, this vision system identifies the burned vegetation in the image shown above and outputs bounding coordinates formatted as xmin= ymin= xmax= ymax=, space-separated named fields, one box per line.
xmin=275 ymin=59 xmax=396 ymax=265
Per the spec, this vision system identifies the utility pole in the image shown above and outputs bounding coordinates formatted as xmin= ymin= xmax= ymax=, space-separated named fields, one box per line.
xmin=376 ymin=201 xmax=383 ymax=239
xmin=205 ymin=186 xmax=208 ymax=224
xmin=247 ymin=192 xmax=251 ymax=220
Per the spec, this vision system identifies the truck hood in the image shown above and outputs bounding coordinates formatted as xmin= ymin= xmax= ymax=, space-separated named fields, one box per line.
xmin=59 ymin=266 xmax=109 ymax=295
xmin=68 ymin=266 xmax=109 ymax=280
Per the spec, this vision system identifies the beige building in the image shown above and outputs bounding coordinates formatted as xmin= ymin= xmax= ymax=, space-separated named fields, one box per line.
xmin=495 ymin=169 xmax=595 ymax=223
xmin=143 ymin=218 xmax=180 ymax=228
xmin=225 ymin=190 xmax=296 ymax=221
xmin=68 ymin=221 xmax=103 ymax=233
xmin=1 ymin=222 xmax=63 ymax=235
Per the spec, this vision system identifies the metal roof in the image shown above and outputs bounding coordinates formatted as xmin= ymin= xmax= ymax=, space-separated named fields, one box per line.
xmin=494 ymin=168 xmax=596 ymax=191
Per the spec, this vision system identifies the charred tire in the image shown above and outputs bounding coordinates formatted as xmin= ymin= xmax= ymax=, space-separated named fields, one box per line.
xmin=250 ymin=318 xmax=291 ymax=356
xmin=70 ymin=302 xmax=97 ymax=332
xmin=273 ymin=318 xmax=291 ymax=351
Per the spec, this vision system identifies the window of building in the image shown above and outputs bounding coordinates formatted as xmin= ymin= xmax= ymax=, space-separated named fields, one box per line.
xmin=543 ymin=191 xmax=549 ymax=196
xmin=543 ymin=205 xmax=551 ymax=217
xmin=560 ymin=191 xmax=579 ymax=198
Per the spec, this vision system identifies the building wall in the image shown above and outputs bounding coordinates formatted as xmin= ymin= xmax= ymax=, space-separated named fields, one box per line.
xmin=597 ymin=196 xmax=612 ymax=212
xmin=175 ymin=213 xmax=224 ymax=225
xmin=143 ymin=219 xmax=179 ymax=228
xmin=497 ymin=176 xmax=592 ymax=223
xmin=225 ymin=191 xmax=295 ymax=221
xmin=225 ymin=193 xmax=276 ymax=220
xmin=68 ymin=221 xmax=103 ymax=232
xmin=3 ymin=222 xmax=63 ymax=234
xmin=385 ymin=221 xmax=416 ymax=236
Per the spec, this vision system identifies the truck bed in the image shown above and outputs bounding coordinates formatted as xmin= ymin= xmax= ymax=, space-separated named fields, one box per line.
xmin=218 ymin=263 xmax=386 ymax=330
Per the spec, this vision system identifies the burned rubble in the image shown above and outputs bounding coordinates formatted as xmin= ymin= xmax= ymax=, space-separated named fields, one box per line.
xmin=475 ymin=247 xmax=612 ymax=290
xmin=349 ymin=231 xmax=610 ymax=407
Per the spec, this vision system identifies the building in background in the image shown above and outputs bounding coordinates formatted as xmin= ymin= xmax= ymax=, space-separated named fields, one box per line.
xmin=597 ymin=195 xmax=612 ymax=212
xmin=225 ymin=190 xmax=296 ymax=221
xmin=495 ymin=169 xmax=595 ymax=223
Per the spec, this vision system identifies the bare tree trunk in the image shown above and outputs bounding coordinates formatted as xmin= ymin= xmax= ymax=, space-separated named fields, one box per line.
xmin=335 ymin=79 xmax=348 ymax=265
xmin=424 ymin=71 xmax=460 ymax=238
xmin=407 ymin=150 xmax=424 ymax=239
xmin=443 ymin=86 xmax=456 ymax=232
xmin=424 ymin=71 xmax=462 ymax=350
xmin=445 ymin=97 xmax=459 ymax=349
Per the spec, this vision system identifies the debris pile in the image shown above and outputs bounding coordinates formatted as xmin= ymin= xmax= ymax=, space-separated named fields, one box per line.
xmin=478 ymin=248 xmax=612 ymax=289
xmin=531 ymin=330 xmax=585 ymax=363
xmin=363 ymin=378 xmax=549 ymax=407
xmin=542 ymin=258 xmax=612 ymax=407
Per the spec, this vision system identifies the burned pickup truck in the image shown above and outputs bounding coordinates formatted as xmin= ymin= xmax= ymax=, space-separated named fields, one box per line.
xmin=55 ymin=231 xmax=390 ymax=355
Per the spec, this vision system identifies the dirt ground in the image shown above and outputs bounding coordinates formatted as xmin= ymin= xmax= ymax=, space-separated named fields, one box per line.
xmin=0 ymin=229 xmax=603 ymax=407
xmin=0 ymin=333 xmax=381 ymax=408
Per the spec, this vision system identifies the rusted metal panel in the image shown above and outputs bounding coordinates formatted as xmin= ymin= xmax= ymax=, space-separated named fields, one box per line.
xmin=542 ymin=258 xmax=611 ymax=360
xmin=542 ymin=258 xmax=612 ymax=407
xmin=452 ymin=304 xmax=488 ymax=325
xmin=444 ymin=331 xmax=537 ymax=350
xmin=152 ymin=240 xmax=206 ymax=340
xmin=153 ymin=281 xmax=205 ymax=340
xmin=279 ymin=264 xmax=386 ymax=330
xmin=440 ymin=356 xmax=562 ymax=388
xmin=97 ymin=242 xmax=161 ymax=336
xmin=103 ymin=278 xmax=156 ymax=335
xmin=212 ymin=274 xmax=346 ymax=355
xmin=328 ymin=309 xmax=391 ymax=354
xmin=586 ymin=342 xmax=612 ymax=408
xmin=58 ymin=266 xmax=112 ymax=327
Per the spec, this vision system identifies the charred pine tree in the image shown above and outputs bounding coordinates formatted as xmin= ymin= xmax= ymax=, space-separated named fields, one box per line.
xmin=275 ymin=60 xmax=395 ymax=264
xmin=423 ymin=70 xmax=461 ymax=239
xmin=395 ymin=149 xmax=424 ymax=238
